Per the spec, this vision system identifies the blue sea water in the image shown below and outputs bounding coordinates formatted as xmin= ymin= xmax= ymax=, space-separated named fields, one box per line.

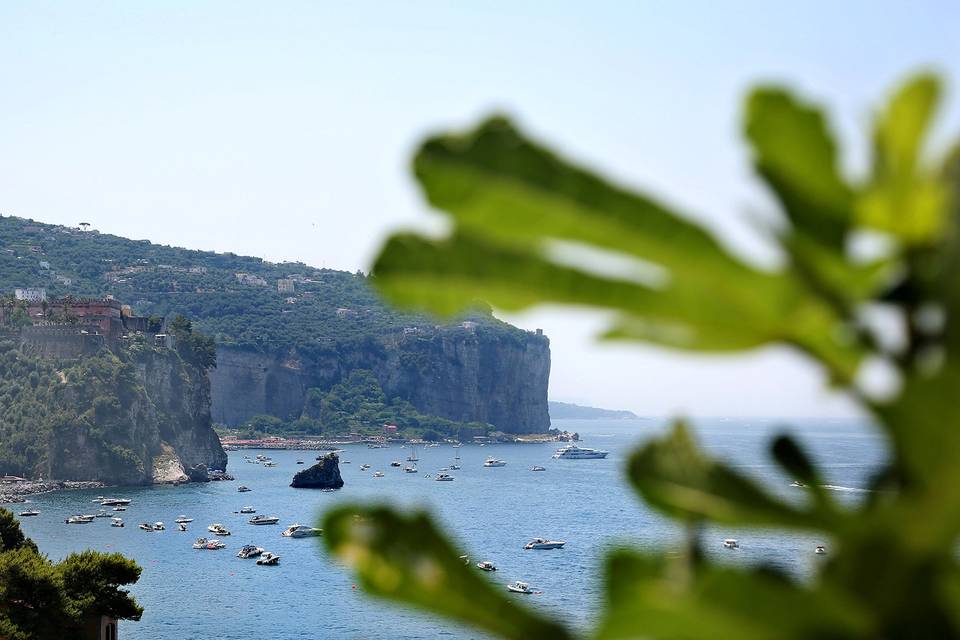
xmin=17 ymin=417 xmax=887 ymax=639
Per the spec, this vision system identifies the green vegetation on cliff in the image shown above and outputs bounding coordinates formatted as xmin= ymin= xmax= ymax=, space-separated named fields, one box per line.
xmin=0 ymin=508 xmax=142 ymax=639
xmin=230 ymin=369 xmax=492 ymax=441
xmin=0 ymin=216 xmax=530 ymax=358
xmin=0 ymin=320 xmax=222 ymax=482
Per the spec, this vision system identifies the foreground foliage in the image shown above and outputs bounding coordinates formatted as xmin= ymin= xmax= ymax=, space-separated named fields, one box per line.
xmin=0 ymin=509 xmax=141 ymax=639
xmin=322 ymin=74 xmax=960 ymax=638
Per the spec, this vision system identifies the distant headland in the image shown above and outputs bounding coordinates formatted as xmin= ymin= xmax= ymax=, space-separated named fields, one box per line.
xmin=549 ymin=401 xmax=638 ymax=420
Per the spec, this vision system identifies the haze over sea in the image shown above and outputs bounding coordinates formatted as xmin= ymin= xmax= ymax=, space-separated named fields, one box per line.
xmin=18 ymin=418 xmax=885 ymax=639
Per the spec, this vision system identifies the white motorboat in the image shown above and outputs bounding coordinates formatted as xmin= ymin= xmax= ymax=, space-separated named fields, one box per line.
xmin=256 ymin=552 xmax=281 ymax=566
xmin=65 ymin=515 xmax=94 ymax=524
xmin=94 ymin=510 xmax=111 ymax=518
xmin=723 ymin=539 xmax=739 ymax=549
xmin=551 ymin=444 xmax=608 ymax=460
xmin=373 ymin=471 xmax=384 ymax=477
xmin=483 ymin=458 xmax=506 ymax=467
xmin=263 ymin=461 xmax=277 ymax=467
xmin=281 ymin=523 xmax=323 ymax=538
xmin=404 ymin=465 xmax=417 ymax=474
xmin=476 ymin=561 xmax=497 ymax=571
xmin=524 ymin=538 xmax=565 ymax=550
xmin=98 ymin=498 xmax=131 ymax=506
xmin=153 ymin=522 xmax=165 ymax=531
xmin=174 ymin=515 xmax=193 ymax=523
xmin=248 ymin=515 xmax=280 ymax=525
xmin=138 ymin=523 xmax=155 ymax=531
xmin=815 ymin=545 xmax=827 ymax=555
xmin=507 ymin=581 xmax=534 ymax=594
xmin=193 ymin=537 xmax=226 ymax=550
xmin=239 ymin=506 xmax=256 ymax=514
xmin=208 ymin=524 xmax=231 ymax=536
xmin=18 ymin=510 xmax=39 ymax=517
xmin=111 ymin=517 xmax=124 ymax=527
xmin=360 ymin=464 xmax=371 ymax=471
xmin=113 ymin=506 xmax=126 ymax=512
xmin=238 ymin=544 xmax=264 ymax=559
xmin=237 ymin=485 xmax=252 ymax=492
xmin=435 ymin=472 xmax=454 ymax=481
xmin=530 ymin=465 xmax=546 ymax=471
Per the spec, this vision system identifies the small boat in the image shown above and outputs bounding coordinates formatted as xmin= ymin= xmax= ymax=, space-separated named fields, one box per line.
xmin=403 ymin=465 xmax=417 ymax=474
xmin=407 ymin=446 xmax=419 ymax=462
xmin=530 ymin=465 xmax=546 ymax=472
xmin=111 ymin=517 xmax=124 ymax=528
xmin=138 ymin=523 xmax=155 ymax=531
xmin=113 ymin=506 xmax=126 ymax=512
xmin=237 ymin=486 xmax=252 ymax=492
xmin=256 ymin=552 xmax=280 ymax=566
xmin=239 ymin=506 xmax=256 ymax=514
xmin=193 ymin=537 xmax=225 ymax=550
xmin=248 ymin=515 xmax=280 ymax=525
xmin=360 ymin=464 xmax=371 ymax=471
xmin=263 ymin=461 xmax=277 ymax=467
xmin=94 ymin=510 xmax=112 ymax=518
xmin=507 ymin=581 xmax=534 ymax=594
xmin=435 ymin=472 xmax=454 ymax=481
xmin=174 ymin=515 xmax=193 ymax=523
xmin=723 ymin=539 xmax=739 ymax=549
xmin=208 ymin=524 xmax=231 ymax=536
xmin=98 ymin=498 xmax=131 ymax=506
xmin=483 ymin=458 xmax=506 ymax=467
xmin=459 ymin=555 xmax=470 ymax=565
xmin=282 ymin=523 xmax=323 ymax=538
xmin=237 ymin=544 xmax=265 ymax=559
xmin=373 ymin=471 xmax=384 ymax=478
xmin=65 ymin=515 xmax=94 ymax=524
xmin=153 ymin=522 xmax=165 ymax=531
xmin=18 ymin=510 xmax=39 ymax=517
xmin=390 ymin=461 xmax=402 ymax=467
xmin=296 ymin=460 xmax=304 ymax=465
xmin=815 ymin=545 xmax=827 ymax=555
xmin=178 ymin=522 xmax=187 ymax=532
xmin=524 ymin=538 xmax=565 ymax=550
xmin=476 ymin=561 xmax=497 ymax=571
xmin=790 ymin=480 xmax=807 ymax=488
xmin=342 ymin=460 xmax=351 ymax=464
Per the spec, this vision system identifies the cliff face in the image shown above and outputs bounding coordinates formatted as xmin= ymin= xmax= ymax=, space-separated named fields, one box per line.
xmin=290 ymin=453 xmax=343 ymax=489
xmin=210 ymin=328 xmax=551 ymax=434
xmin=44 ymin=348 xmax=226 ymax=485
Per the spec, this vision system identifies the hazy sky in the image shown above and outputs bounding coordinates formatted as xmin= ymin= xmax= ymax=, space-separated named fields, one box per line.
xmin=2 ymin=2 xmax=958 ymax=417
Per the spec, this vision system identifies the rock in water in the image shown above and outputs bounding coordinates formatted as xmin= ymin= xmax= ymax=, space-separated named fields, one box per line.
xmin=290 ymin=454 xmax=344 ymax=489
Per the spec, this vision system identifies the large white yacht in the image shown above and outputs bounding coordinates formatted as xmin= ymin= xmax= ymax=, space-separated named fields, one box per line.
xmin=483 ymin=458 xmax=506 ymax=467
xmin=551 ymin=444 xmax=608 ymax=460
xmin=281 ymin=523 xmax=323 ymax=538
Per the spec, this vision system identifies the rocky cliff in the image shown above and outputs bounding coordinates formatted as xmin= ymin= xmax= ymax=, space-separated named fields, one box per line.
xmin=210 ymin=326 xmax=551 ymax=434
xmin=0 ymin=337 xmax=226 ymax=485
xmin=290 ymin=453 xmax=343 ymax=489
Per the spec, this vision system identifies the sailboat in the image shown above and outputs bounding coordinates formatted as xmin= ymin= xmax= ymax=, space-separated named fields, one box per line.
xmin=449 ymin=450 xmax=462 ymax=470
xmin=407 ymin=445 xmax=419 ymax=462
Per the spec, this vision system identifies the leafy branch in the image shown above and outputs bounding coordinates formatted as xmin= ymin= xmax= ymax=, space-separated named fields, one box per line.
xmin=322 ymin=74 xmax=960 ymax=638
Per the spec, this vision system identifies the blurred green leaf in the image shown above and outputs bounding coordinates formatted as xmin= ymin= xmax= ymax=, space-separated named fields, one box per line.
xmin=628 ymin=422 xmax=836 ymax=530
xmin=745 ymin=88 xmax=853 ymax=248
xmin=857 ymin=74 xmax=947 ymax=244
xmin=597 ymin=549 xmax=870 ymax=639
xmin=322 ymin=505 xmax=575 ymax=640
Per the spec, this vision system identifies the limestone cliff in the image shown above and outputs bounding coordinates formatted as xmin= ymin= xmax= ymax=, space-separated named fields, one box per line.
xmin=210 ymin=326 xmax=551 ymax=433
xmin=0 ymin=340 xmax=227 ymax=486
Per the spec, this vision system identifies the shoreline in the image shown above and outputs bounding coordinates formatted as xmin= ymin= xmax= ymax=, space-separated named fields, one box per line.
xmin=0 ymin=480 xmax=106 ymax=504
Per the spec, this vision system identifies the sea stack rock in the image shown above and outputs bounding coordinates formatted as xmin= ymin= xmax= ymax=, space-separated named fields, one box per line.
xmin=290 ymin=453 xmax=344 ymax=489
